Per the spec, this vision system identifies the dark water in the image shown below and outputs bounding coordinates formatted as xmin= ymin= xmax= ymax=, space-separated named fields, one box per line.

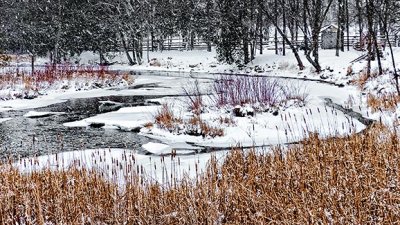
xmin=0 ymin=70 xmax=215 ymax=160
xmin=0 ymin=95 xmax=159 ymax=160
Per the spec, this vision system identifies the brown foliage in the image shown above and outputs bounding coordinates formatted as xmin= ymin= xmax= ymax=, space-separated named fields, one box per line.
xmin=154 ymin=104 xmax=224 ymax=138
xmin=367 ymin=93 xmax=400 ymax=112
xmin=1 ymin=125 xmax=400 ymax=223
xmin=154 ymin=104 xmax=183 ymax=132
xmin=0 ymin=54 xmax=11 ymax=67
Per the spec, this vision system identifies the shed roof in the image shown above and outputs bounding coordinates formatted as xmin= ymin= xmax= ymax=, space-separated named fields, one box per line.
xmin=321 ymin=24 xmax=338 ymax=33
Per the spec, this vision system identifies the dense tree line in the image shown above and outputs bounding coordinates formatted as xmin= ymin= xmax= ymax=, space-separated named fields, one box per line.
xmin=0 ymin=0 xmax=399 ymax=72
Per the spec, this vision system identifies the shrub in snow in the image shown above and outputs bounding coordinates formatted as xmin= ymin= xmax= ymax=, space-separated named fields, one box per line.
xmin=0 ymin=54 xmax=11 ymax=67
xmin=213 ymin=75 xmax=282 ymax=110
xmin=0 ymin=64 xmax=133 ymax=100
xmin=346 ymin=65 xmax=353 ymax=76
xmin=218 ymin=115 xmax=236 ymax=126
xmin=154 ymin=104 xmax=183 ymax=133
xmin=281 ymin=81 xmax=309 ymax=107
xmin=185 ymin=116 xmax=224 ymax=138
xmin=183 ymin=79 xmax=204 ymax=115
xmin=153 ymin=104 xmax=224 ymax=138
xmin=213 ymin=75 xmax=309 ymax=112
xmin=149 ymin=58 xmax=161 ymax=67
xmin=233 ymin=105 xmax=254 ymax=117
xmin=367 ymin=93 xmax=400 ymax=112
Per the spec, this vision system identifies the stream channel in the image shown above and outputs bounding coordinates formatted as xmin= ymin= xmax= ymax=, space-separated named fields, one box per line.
xmin=0 ymin=71 xmax=372 ymax=160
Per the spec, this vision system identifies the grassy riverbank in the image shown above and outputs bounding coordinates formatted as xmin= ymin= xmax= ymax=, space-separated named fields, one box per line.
xmin=1 ymin=124 xmax=399 ymax=224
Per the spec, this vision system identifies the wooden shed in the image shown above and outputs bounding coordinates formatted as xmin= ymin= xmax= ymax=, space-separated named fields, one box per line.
xmin=321 ymin=25 xmax=342 ymax=49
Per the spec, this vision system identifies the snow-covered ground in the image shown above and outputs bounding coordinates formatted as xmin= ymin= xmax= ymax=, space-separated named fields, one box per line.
xmin=1 ymin=48 xmax=363 ymax=80
xmin=0 ymin=117 xmax=12 ymax=123
xmin=62 ymin=79 xmax=364 ymax=148
xmin=4 ymin=47 xmax=400 ymax=183
xmin=9 ymin=75 xmax=365 ymax=184
xmin=12 ymin=148 xmax=228 ymax=185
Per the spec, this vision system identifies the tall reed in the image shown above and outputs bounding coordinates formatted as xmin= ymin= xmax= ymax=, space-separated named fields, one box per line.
xmin=1 ymin=124 xmax=399 ymax=223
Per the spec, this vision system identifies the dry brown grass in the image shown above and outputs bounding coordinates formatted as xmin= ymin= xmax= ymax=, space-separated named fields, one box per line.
xmin=1 ymin=125 xmax=400 ymax=223
xmin=346 ymin=65 xmax=353 ymax=76
xmin=352 ymin=70 xmax=370 ymax=89
xmin=186 ymin=116 xmax=224 ymax=138
xmin=218 ymin=115 xmax=236 ymax=126
xmin=0 ymin=54 xmax=11 ymax=67
xmin=154 ymin=104 xmax=183 ymax=132
xmin=367 ymin=93 xmax=400 ymax=112
xmin=154 ymin=104 xmax=224 ymax=138
xmin=143 ymin=122 xmax=154 ymax=129
xmin=0 ymin=65 xmax=134 ymax=100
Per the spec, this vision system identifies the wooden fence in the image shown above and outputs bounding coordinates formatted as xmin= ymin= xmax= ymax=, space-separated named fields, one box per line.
xmin=136 ymin=35 xmax=400 ymax=51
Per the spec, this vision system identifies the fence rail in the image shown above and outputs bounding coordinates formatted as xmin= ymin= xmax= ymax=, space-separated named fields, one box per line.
xmin=134 ymin=35 xmax=400 ymax=51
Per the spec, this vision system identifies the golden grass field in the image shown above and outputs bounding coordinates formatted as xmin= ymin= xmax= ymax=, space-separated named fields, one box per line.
xmin=0 ymin=123 xmax=399 ymax=224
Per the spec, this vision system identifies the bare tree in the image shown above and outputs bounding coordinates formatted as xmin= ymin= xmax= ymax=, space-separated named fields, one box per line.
xmin=258 ymin=0 xmax=305 ymax=70
xmin=302 ymin=0 xmax=335 ymax=72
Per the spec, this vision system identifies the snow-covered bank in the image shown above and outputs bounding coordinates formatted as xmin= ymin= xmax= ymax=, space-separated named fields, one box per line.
xmin=64 ymin=78 xmax=365 ymax=149
xmin=64 ymin=106 xmax=159 ymax=131
xmin=4 ymin=47 xmax=400 ymax=185
xmin=0 ymin=65 xmax=134 ymax=101
xmin=2 ymin=49 xmax=364 ymax=81
xmin=13 ymin=148 xmax=228 ymax=184
xmin=0 ymin=74 xmax=210 ymax=112
xmin=23 ymin=111 xmax=65 ymax=118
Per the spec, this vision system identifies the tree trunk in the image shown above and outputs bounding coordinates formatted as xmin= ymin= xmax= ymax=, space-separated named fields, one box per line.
xmin=295 ymin=0 xmax=299 ymax=43
xmin=345 ymin=0 xmax=350 ymax=51
xmin=53 ymin=0 xmax=62 ymax=65
xmin=373 ymin=27 xmax=383 ymax=75
xmin=336 ymin=0 xmax=342 ymax=57
xmin=168 ymin=36 xmax=172 ymax=51
xmin=137 ymin=33 xmax=143 ymax=65
xmin=258 ymin=7 xmax=263 ymax=55
xmin=243 ymin=37 xmax=249 ymax=64
xmin=282 ymin=0 xmax=286 ymax=56
xmin=311 ymin=23 xmax=321 ymax=70
xmin=147 ymin=33 xmax=150 ymax=63
xmin=306 ymin=0 xmax=332 ymax=73
xmin=131 ymin=34 xmax=137 ymax=64
xmin=250 ymin=0 xmax=256 ymax=60
xmin=386 ymin=30 xmax=400 ymax=95
xmin=340 ymin=1 xmax=345 ymax=52
xmin=250 ymin=41 xmax=254 ymax=61
xmin=31 ymin=54 xmax=35 ymax=74
xmin=190 ymin=31 xmax=195 ymax=50
xmin=377 ymin=2 xmax=400 ymax=94
xmin=131 ymin=33 xmax=142 ymax=65
xmin=366 ymin=0 xmax=373 ymax=77
xmin=121 ymin=32 xmax=135 ymax=65
xmin=259 ymin=0 xmax=305 ymax=70
xmin=99 ymin=51 xmax=109 ymax=66
xmin=356 ymin=0 xmax=363 ymax=49
xmin=274 ymin=0 xmax=278 ymax=55
xmin=207 ymin=41 xmax=212 ymax=52
xmin=151 ymin=31 xmax=155 ymax=52
xmin=303 ymin=0 xmax=308 ymax=55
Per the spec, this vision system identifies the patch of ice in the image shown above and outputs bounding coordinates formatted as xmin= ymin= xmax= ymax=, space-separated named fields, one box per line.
xmin=23 ymin=111 xmax=65 ymax=118
xmin=142 ymin=142 xmax=173 ymax=155
xmin=63 ymin=105 xmax=159 ymax=130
